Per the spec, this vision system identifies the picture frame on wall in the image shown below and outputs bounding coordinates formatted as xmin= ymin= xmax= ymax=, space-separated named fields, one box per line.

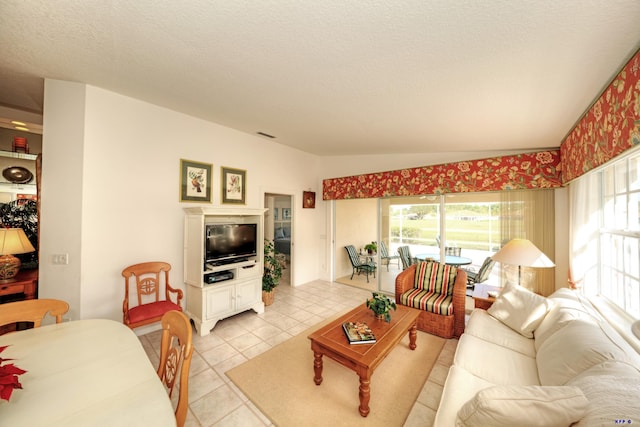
xmin=282 ymin=208 xmax=291 ymax=220
xmin=221 ymin=166 xmax=246 ymax=204
xmin=274 ymin=208 xmax=278 ymax=220
xmin=303 ymin=191 xmax=316 ymax=208
xmin=180 ymin=159 xmax=212 ymax=203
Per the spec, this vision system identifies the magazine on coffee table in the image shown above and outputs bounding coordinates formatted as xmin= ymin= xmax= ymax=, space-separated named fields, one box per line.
xmin=342 ymin=321 xmax=376 ymax=344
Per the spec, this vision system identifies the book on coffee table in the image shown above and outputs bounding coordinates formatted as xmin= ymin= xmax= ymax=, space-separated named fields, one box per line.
xmin=342 ymin=321 xmax=376 ymax=344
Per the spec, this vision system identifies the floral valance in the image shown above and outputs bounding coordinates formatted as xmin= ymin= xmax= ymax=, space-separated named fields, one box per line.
xmin=561 ymin=50 xmax=640 ymax=182
xmin=323 ymin=150 xmax=561 ymax=200
xmin=323 ymin=49 xmax=640 ymax=201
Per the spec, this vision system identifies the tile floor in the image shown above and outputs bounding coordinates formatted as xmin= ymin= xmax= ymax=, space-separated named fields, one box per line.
xmin=139 ymin=278 xmax=456 ymax=426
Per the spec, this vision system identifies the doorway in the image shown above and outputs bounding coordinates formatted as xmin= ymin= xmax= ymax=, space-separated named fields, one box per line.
xmin=264 ymin=193 xmax=292 ymax=287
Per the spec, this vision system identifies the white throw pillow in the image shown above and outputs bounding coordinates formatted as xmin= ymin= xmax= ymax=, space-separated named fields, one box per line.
xmin=487 ymin=282 xmax=553 ymax=338
xmin=456 ymin=385 xmax=589 ymax=427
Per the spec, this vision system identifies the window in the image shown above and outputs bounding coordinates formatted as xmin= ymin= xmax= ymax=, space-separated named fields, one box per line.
xmin=571 ymin=148 xmax=640 ymax=319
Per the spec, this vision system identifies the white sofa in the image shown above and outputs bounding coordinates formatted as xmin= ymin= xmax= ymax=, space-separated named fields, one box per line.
xmin=434 ymin=284 xmax=640 ymax=426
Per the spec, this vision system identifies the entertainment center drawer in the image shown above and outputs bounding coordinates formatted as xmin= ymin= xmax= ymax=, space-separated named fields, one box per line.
xmin=237 ymin=262 xmax=261 ymax=279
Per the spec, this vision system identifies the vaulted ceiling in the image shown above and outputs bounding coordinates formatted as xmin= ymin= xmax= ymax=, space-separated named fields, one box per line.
xmin=1 ymin=1 xmax=639 ymax=156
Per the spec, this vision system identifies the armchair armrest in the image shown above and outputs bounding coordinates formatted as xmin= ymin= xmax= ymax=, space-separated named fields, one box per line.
xmin=452 ymin=268 xmax=467 ymax=338
xmin=395 ymin=264 xmax=417 ymax=303
xmin=165 ymin=284 xmax=184 ymax=307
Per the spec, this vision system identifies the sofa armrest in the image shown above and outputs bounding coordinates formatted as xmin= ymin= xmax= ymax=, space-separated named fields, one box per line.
xmin=452 ymin=268 xmax=467 ymax=338
xmin=395 ymin=264 xmax=417 ymax=303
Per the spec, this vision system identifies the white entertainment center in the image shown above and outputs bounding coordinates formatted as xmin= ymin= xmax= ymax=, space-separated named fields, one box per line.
xmin=183 ymin=207 xmax=266 ymax=336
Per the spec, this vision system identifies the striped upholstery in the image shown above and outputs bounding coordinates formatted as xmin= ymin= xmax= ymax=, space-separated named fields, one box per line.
xmin=400 ymin=261 xmax=458 ymax=315
xmin=413 ymin=261 xmax=457 ymax=295
xmin=400 ymin=288 xmax=454 ymax=315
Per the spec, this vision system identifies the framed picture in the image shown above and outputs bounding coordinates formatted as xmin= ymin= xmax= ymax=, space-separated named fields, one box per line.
xmin=274 ymin=208 xmax=278 ymax=220
xmin=303 ymin=191 xmax=316 ymax=208
xmin=221 ymin=166 xmax=246 ymax=204
xmin=282 ymin=208 xmax=291 ymax=220
xmin=180 ymin=159 xmax=212 ymax=203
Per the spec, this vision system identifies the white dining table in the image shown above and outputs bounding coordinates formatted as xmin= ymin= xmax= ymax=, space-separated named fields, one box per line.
xmin=0 ymin=318 xmax=176 ymax=427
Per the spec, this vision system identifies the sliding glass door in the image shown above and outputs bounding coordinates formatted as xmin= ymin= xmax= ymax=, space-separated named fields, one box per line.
xmin=333 ymin=189 xmax=555 ymax=295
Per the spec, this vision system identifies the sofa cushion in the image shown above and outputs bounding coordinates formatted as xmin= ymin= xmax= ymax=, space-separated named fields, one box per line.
xmin=454 ymin=334 xmax=540 ymax=386
xmin=400 ymin=288 xmax=453 ymax=315
xmin=414 ymin=261 xmax=457 ymax=295
xmin=536 ymin=320 xmax=640 ymax=385
xmin=464 ymin=309 xmax=536 ymax=358
xmin=534 ymin=290 xmax=602 ymax=351
xmin=568 ymin=361 xmax=640 ymax=426
xmin=456 ymin=385 xmax=589 ymax=427
xmin=433 ymin=365 xmax=496 ymax=427
xmin=488 ymin=282 xmax=553 ymax=338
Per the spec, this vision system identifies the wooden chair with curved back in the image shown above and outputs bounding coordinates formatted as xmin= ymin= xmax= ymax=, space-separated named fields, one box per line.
xmin=0 ymin=299 xmax=69 ymax=333
xmin=157 ymin=310 xmax=193 ymax=427
xmin=122 ymin=261 xmax=183 ymax=329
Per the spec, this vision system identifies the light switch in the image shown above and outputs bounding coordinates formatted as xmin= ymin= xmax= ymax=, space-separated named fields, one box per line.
xmin=52 ymin=253 xmax=69 ymax=265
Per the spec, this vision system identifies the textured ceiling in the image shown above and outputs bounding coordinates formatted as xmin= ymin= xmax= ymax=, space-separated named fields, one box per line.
xmin=0 ymin=1 xmax=639 ymax=156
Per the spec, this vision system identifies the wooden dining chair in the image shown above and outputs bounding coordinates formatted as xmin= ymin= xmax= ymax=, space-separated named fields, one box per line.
xmin=157 ymin=310 xmax=193 ymax=427
xmin=122 ymin=261 xmax=183 ymax=329
xmin=0 ymin=299 xmax=69 ymax=332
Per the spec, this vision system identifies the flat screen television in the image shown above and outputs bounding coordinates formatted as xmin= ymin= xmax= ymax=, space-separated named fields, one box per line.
xmin=205 ymin=223 xmax=257 ymax=265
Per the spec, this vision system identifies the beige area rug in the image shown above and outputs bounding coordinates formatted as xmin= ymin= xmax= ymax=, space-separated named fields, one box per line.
xmin=335 ymin=274 xmax=377 ymax=291
xmin=227 ymin=318 xmax=445 ymax=427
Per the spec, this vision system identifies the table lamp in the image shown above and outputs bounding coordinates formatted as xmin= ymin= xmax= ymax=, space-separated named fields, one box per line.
xmin=491 ymin=238 xmax=554 ymax=288
xmin=0 ymin=228 xmax=35 ymax=283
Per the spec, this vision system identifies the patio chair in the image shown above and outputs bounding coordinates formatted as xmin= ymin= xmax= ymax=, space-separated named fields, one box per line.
xmin=379 ymin=241 xmax=400 ymax=271
xmin=345 ymin=245 xmax=377 ymax=282
xmin=444 ymin=246 xmax=461 ymax=256
xmin=398 ymin=246 xmax=415 ymax=270
xmin=465 ymin=256 xmax=496 ymax=287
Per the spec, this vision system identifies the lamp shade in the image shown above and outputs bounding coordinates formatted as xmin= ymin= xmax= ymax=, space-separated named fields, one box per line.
xmin=491 ymin=238 xmax=554 ymax=268
xmin=0 ymin=228 xmax=35 ymax=255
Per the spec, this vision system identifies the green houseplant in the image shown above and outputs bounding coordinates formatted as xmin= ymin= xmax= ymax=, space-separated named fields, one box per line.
xmin=262 ymin=239 xmax=283 ymax=306
xmin=364 ymin=241 xmax=377 ymax=254
xmin=366 ymin=292 xmax=396 ymax=322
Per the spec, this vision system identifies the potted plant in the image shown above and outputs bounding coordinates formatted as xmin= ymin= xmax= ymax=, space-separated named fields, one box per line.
xmin=262 ymin=239 xmax=283 ymax=306
xmin=366 ymin=292 xmax=396 ymax=322
xmin=364 ymin=241 xmax=377 ymax=255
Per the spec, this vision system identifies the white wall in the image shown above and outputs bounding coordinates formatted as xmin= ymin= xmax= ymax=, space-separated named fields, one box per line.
xmin=37 ymin=79 xmax=571 ymax=325
xmin=39 ymin=80 xmax=86 ymax=321
xmin=335 ymin=198 xmax=378 ymax=279
xmin=39 ymin=80 xmax=323 ymax=324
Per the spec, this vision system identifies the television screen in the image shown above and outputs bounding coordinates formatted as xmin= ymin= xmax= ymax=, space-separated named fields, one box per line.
xmin=205 ymin=223 xmax=257 ymax=264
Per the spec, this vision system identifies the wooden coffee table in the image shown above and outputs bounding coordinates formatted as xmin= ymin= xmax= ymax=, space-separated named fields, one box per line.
xmin=307 ymin=304 xmax=420 ymax=417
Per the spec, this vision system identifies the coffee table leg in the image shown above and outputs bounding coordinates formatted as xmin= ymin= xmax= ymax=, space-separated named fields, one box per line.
xmin=409 ymin=322 xmax=417 ymax=350
xmin=313 ymin=352 xmax=323 ymax=385
xmin=358 ymin=373 xmax=371 ymax=417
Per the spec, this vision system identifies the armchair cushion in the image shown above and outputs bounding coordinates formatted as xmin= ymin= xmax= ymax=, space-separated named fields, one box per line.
xmin=400 ymin=288 xmax=453 ymax=315
xmin=414 ymin=261 xmax=457 ymax=295
xmin=128 ymin=300 xmax=182 ymax=326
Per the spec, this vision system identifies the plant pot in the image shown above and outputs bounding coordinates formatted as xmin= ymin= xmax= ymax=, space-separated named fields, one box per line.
xmin=373 ymin=312 xmax=386 ymax=320
xmin=262 ymin=290 xmax=274 ymax=306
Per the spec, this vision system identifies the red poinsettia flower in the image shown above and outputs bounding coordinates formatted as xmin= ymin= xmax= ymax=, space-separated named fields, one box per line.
xmin=0 ymin=345 xmax=26 ymax=401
